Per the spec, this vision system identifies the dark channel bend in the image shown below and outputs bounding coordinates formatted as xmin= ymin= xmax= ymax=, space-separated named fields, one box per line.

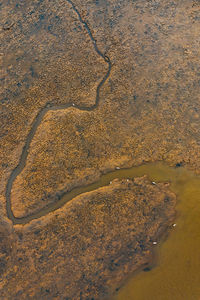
xmin=5 ymin=0 xmax=112 ymax=225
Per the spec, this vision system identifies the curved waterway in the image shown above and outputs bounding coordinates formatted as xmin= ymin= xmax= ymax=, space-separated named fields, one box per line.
xmin=4 ymin=1 xmax=200 ymax=297
xmin=7 ymin=159 xmax=200 ymax=298
xmin=111 ymin=162 xmax=200 ymax=300
xmin=5 ymin=0 xmax=111 ymax=225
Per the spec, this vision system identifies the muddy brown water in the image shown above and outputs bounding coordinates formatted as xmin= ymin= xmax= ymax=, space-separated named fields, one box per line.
xmin=3 ymin=0 xmax=200 ymax=298
xmin=7 ymin=158 xmax=200 ymax=298
xmin=111 ymin=162 xmax=200 ymax=300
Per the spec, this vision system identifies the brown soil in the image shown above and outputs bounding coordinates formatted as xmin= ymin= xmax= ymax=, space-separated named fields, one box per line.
xmin=0 ymin=177 xmax=176 ymax=300
xmin=0 ymin=0 xmax=199 ymax=299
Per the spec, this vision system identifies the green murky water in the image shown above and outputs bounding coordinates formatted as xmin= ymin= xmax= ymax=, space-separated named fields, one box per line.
xmin=111 ymin=162 xmax=200 ymax=300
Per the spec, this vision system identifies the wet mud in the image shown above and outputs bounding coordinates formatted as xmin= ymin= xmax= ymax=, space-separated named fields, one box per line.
xmin=1 ymin=0 xmax=200 ymax=299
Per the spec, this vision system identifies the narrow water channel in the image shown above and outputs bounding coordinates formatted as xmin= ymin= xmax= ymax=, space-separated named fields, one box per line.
xmin=10 ymin=161 xmax=200 ymax=299
xmin=111 ymin=162 xmax=200 ymax=300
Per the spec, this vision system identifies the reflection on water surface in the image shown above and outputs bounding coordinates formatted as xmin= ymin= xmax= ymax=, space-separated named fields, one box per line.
xmin=112 ymin=163 xmax=200 ymax=300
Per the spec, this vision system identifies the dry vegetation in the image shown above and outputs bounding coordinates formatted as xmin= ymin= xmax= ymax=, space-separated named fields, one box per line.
xmin=0 ymin=0 xmax=200 ymax=298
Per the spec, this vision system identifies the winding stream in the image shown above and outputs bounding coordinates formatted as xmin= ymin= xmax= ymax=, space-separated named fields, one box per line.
xmin=5 ymin=0 xmax=111 ymax=225
xmin=4 ymin=1 xmax=200 ymax=298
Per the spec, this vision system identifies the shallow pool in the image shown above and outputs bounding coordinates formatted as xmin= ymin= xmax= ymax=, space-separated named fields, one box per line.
xmin=112 ymin=162 xmax=200 ymax=300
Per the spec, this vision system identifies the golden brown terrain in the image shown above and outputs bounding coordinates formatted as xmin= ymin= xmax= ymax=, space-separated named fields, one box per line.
xmin=1 ymin=177 xmax=176 ymax=299
xmin=0 ymin=0 xmax=200 ymax=299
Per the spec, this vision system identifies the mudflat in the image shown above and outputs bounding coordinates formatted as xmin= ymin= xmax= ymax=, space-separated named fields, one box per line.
xmin=0 ymin=0 xmax=200 ymax=299
xmin=1 ymin=176 xmax=176 ymax=299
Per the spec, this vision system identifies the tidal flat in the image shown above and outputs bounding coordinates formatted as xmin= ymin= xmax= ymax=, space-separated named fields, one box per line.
xmin=112 ymin=163 xmax=200 ymax=300
xmin=1 ymin=0 xmax=200 ymax=299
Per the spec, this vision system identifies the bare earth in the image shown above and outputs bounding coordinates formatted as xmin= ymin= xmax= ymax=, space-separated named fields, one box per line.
xmin=0 ymin=0 xmax=200 ymax=299
xmin=1 ymin=177 xmax=176 ymax=299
